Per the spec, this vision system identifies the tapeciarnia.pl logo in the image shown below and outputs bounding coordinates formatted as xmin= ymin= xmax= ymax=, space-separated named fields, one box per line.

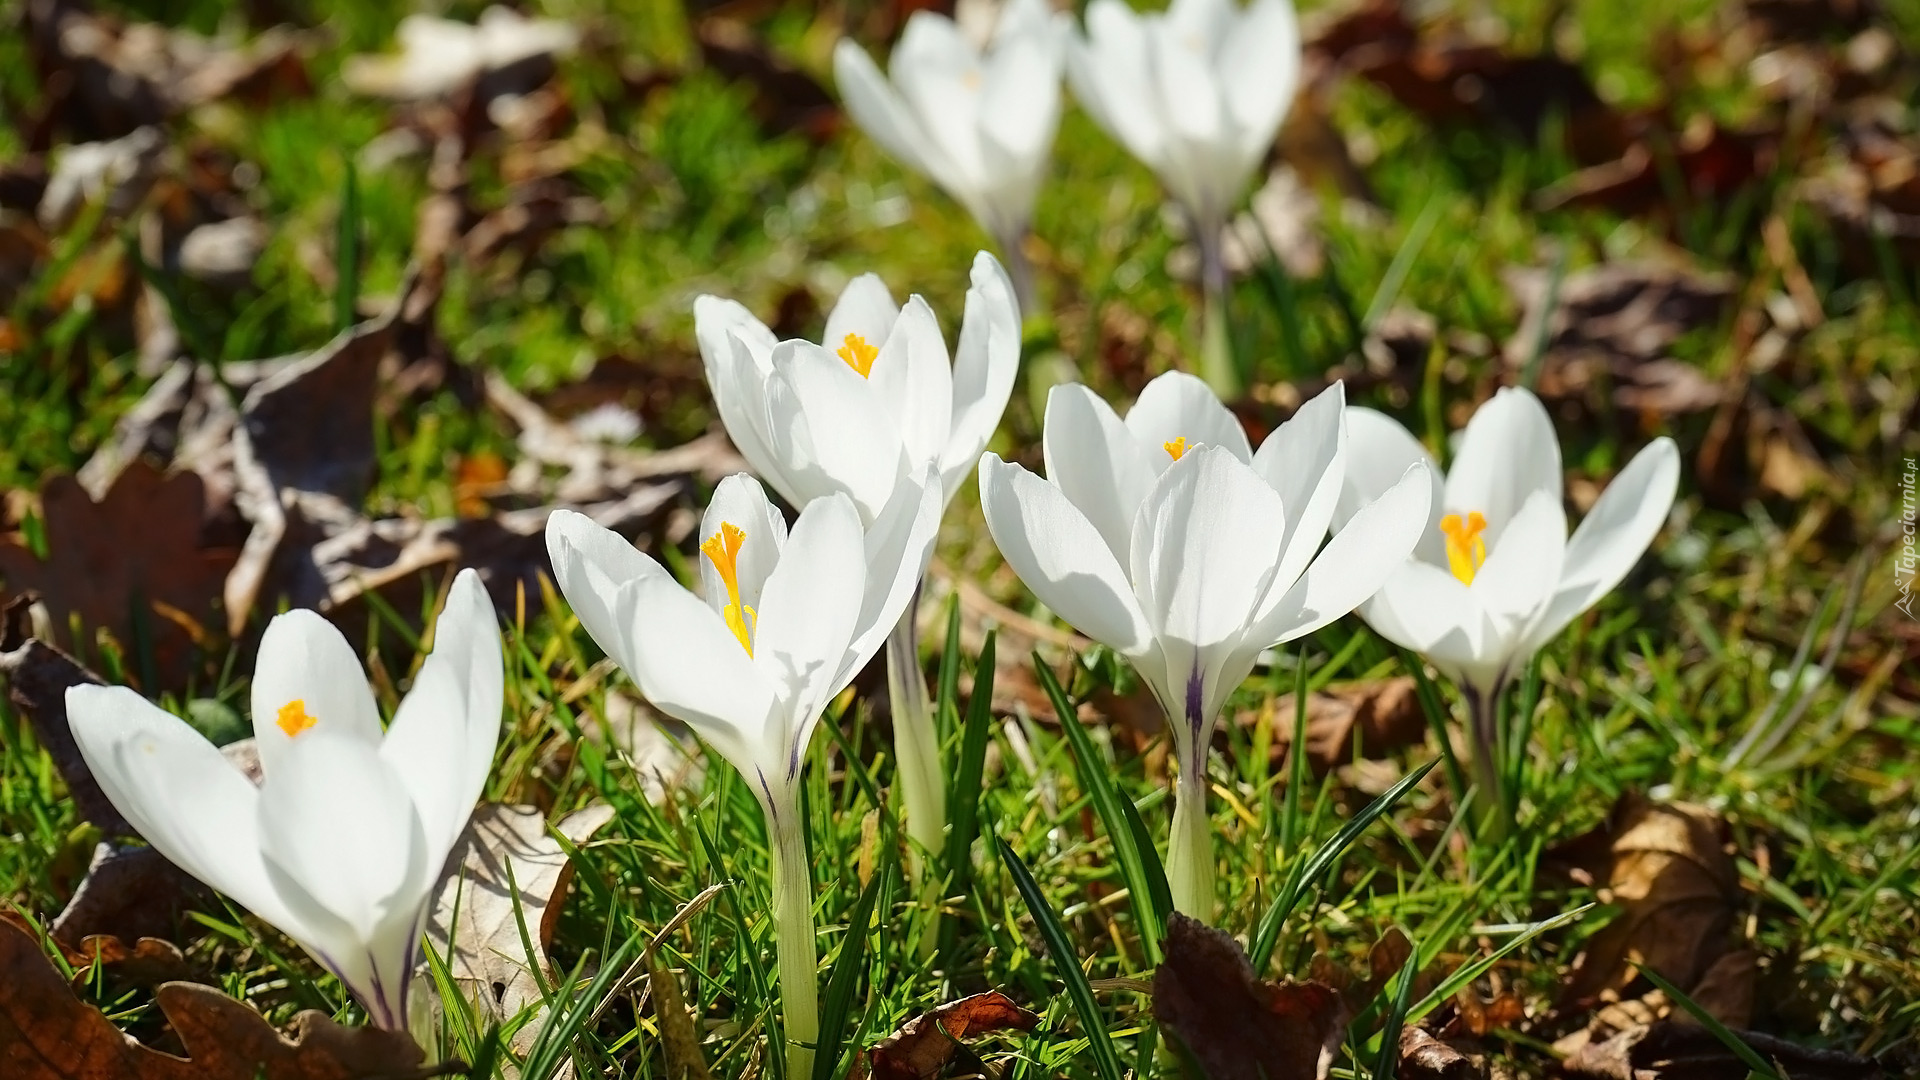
xmin=1900 ymin=457 xmax=1916 ymax=619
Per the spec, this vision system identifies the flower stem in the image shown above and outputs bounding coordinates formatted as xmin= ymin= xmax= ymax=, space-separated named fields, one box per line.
xmin=763 ymin=787 xmax=818 ymax=1080
xmin=1463 ymin=684 xmax=1509 ymax=843
xmin=885 ymin=598 xmax=947 ymax=886
xmin=1197 ymin=222 xmax=1238 ymax=401
xmin=1165 ymin=767 xmax=1215 ymax=919
xmin=995 ymin=226 xmax=1040 ymax=319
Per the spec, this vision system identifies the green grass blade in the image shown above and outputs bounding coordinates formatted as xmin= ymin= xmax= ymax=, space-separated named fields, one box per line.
xmin=996 ymin=838 xmax=1125 ymax=1080
xmin=1034 ymin=652 xmax=1166 ymax=960
xmin=940 ymin=631 xmax=998 ymax=961
xmin=1631 ymin=961 xmax=1781 ymax=1080
xmin=334 ymin=158 xmax=361 ymax=333
xmin=1405 ymin=905 xmax=1593 ymax=1025
xmin=813 ymin=858 xmax=890 ymax=1080
xmin=1371 ymin=935 xmax=1422 ymax=1080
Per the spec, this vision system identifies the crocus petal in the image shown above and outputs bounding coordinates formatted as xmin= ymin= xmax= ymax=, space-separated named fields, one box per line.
xmin=979 ymin=453 xmax=1153 ymax=655
xmin=752 ymin=492 xmax=868 ymax=772
xmin=1068 ymin=0 xmax=1164 ymax=169
xmin=764 ymin=340 xmax=908 ymax=520
xmin=868 ymin=295 xmax=954 ymax=468
xmin=693 ymin=296 xmax=785 ymax=489
xmin=618 ymin=572 xmax=781 ymax=778
xmin=833 ymin=39 xmax=939 ymax=178
xmin=1444 ymin=386 xmax=1563 ymax=546
xmin=1337 ymin=406 xmax=1446 ymax=567
xmin=1255 ymin=462 xmax=1432 ymax=645
xmin=891 ymin=13 xmax=990 ymax=188
xmin=1470 ymin=488 xmax=1568 ymax=674
xmin=1362 ymin=561 xmax=1497 ymax=686
xmin=545 ymin=509 xmax=672 ymax=675
xmin=1251 ymin=380 xmax=1346 ymax=595
xmin=1124 ymin=370 xmax=1251 ymax=468
xmin=250 ymin=609 xmax=384 ymax=776
xmin=1165 ymin=0 xmax=1236 ymax=51
xmin=66 ymin=685 xmax=292 ymax=931
xmin=977 ymin=33 xmax=1061 ymax=222
xmin=844 ymin=466 xmax=944 ymax=686
xmin=823 ymin=275 xmax=901 ymax=355
xmin=697 ymin=473 xmax=790 ymax=622
xmin=1523 ymin=437 xmax=1680 ymax=654
xmin=1218 ymin=0 xmax=1299 ymax=168
xmin=939 ymin=252 xmax=1021 ymax=503
xmin=1042 ymin=382 xmax=1155 ymax=565
xmin=378 ymin=569 xmax=503 ymax=854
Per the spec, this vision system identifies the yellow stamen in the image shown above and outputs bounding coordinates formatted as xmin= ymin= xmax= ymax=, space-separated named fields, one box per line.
xmin=836 ymin=333 xmax=879 ymax=378
xmin=1164 ymin=436 xmax=1190 ymax=461
xmin=276 ymin=699 xmax=317 ymax=738
xmin=1440 ymin=511 xmax=1489 ymax=585
xmin=700 ymin=521 xmax=757 ymax=656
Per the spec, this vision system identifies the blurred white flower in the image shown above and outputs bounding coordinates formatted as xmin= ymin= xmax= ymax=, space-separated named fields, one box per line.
xmin=978 ymin=373 xmax=1430 ymax=914
xmin=343 ymin=7 xmax=579 ymax=101
xmin=67 ymin=570 xmax=503 ymax=1030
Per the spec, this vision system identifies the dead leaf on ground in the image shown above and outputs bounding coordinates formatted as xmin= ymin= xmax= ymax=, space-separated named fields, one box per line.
xmin=1534 ymin=118 xmax=1781 ymax=222
xmin=1561 ymin=1018 xmax=1885 ymax=1080
xmin=0 ymin=915 xmax=424 ymax=1079
xmin=851 ymin=991 xmax=1041 ymax=1080
xmin=1548 ymin=794 xmax=1746 ymax=1015
xmin=1249 ymin=675 xmax=1427 ymax=773
xmin=647 ymin=953 xmax=714 ymax=1080
xmin=0 ymin=461 xmax=236 ymax=690
xmin=1153 ymin=912 xmax=1348 ymax=1080
xmin=1504 ymin=261 xmax=1735 ymax=418
xmin=425 ymin=803 xmax=616 ymax=1064
xmin=1398 ymin=1025 xmax=1485 ymax=1079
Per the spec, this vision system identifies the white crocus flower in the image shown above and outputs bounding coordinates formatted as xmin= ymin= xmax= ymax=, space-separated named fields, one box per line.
xmin=1065 ymin=0 xmax=1301 ymax=395
xmin=693 ymin=254 xmax=1020 ymax=877
xmin=833 ymin=0 xmax=1067 ymax=307
xmin=66 ymin=569 xmax=504 ymax=1030
xmin=978 ymin=372 xmax=1431 ymax=916
xmin=1334 ymin=386 xmax=1680 ymax=811
xmin=545 ymin=471 xmax=939 ymax=1080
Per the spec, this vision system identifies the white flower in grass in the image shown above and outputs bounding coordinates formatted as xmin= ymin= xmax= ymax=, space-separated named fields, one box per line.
xmin=693 ymin=252 xmax=1021 ymax=525
xmin=834 ymin=0 xmax=1069 ymax=251
xmin=1065 ymin=0 xmax=1301 ymax=240
xmin=66 ymin=569 xmax=504 ymax=1030
xmin=977 ymin=372 xmax=1431 ymax=914
xmin=1335 ymin=386 xmax=1681 ymax=701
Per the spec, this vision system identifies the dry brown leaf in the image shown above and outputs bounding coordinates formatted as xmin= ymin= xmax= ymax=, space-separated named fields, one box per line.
xmin=0 ymin=462 xmax=236 ymax=690
xmin=1534 ymin=119 xmax=1781 ymax=220
xmin=1398 ymin=1025 xmax=1485 ymax=1079
xmin=1256 ymin=676 xmax=1427 ymax=773
xmin=426 ymin=803 xmax=616 ymax=1054
xmin=0 ymin=915 xmax=423 ymax=1079
xmin=1561 ymin=1019 xmax=1884 ymax=1080
xmin=1152 ymin=913 xmax=1347 ymax=1080
xmin=647 ymin=953 xmax=713 ymax=1080
xmin=853 ymin=991 xmax=1041 ymax=1080
xmin=1550 ymin=794 xmax=1744 ymax=1012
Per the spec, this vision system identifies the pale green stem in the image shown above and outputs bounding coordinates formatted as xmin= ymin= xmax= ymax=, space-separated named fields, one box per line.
xmin=763 ymin=785 xmax=817 ymax=1080
xmin=886 ymin=597 xmax=946 ymax=885
xmin=1197 ymin=222 xmax=1238 ymax=400
xmin=1464 ymin=683 xmax=1509 ymax=843
xmin=1165 ymin=767 xmax=1215 ymax=920
xmin=994 ymin=224 xmax=1039 ymax=318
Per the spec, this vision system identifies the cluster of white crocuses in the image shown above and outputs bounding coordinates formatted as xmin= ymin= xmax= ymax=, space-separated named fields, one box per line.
xmin=60 ymin=268 xmax=1678 ymax=1078
xmin=835 ymin=0 xmax=1301 ymax=393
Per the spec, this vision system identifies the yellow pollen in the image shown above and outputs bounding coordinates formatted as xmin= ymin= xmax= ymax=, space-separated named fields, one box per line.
xmin=836 ymin=332 xmax=879 ymax=378
xmin=1164 ymin=436 xmax=1190 ymax=461
xmin=1440 ymin=512 xmax=1489 ymax=586
xmin=276 ymin=699 xmax=317 ymax=738
xmin=962 ymin=69 xmax=982 ymax=91
xmin=700 ymin=521 xmax=757 ymax=656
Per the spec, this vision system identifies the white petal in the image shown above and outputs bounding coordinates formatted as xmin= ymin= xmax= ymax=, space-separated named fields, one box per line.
xmin=752 ymin=492 xmax=868 ymax=775
xmin=1068 ymin=0 xmax=1165 ymax=169
xmin=1361 ymin=562 xmax=1499 ymax=687
xmin=1042 ymin=381 xmax=1154 ymax=566
xmin=1524 ymin=437 xmax=1680 ymax=653
xmin=379 ymin=569 xmax=503 ymax=854
xmin=939 ymin=252 xmax=1022 ymax=502
xmin=763 ymin=339 xmax=908 ymax=521
xmin=1337 ymin=406 xmax=1446 ymax=566
xmin=1251 ymin=380 xmax=1346 ymax=596
xmin=1124 ymin=370 xmax=1251 ymax=468
xmin=976 ymin=34 xmax=1062 ymax=233
xmin=545 ymin=508 xmax=672 ymax=675
xmin=867 ymin=295 xmax=954 ymax=467
xmin=697 ymin=473 xmax=790 ymax=622
xmin=66 ymin=685 xmax=291 ymax=930
xmin=844 ymin=466 xmax=943 ymax=686
xmin=250 ymin=609 xmax=383 ymax=778
xmin=1254 ymin=462 xmax=1432 ymax=645
xmin=979 ymin=453 xmax=1152 ymax=654
xmin=1471 ymin=488 xmax=1568 ymax=669
xmin=1444 ymin=386 xmax=1563 ymax=547
xmin=1165 ymin=0 xmax=1235 ymax=50
xmin=1218 ymin=0 xmax=1299 ymax=169
xmin=833 ymin=39 xmax=939 ymax=179
xmin=693 ymin=296 xmax=786 ymax=490
xmin=823 ymin=274 xmax=901 ymax=352
xmin=620 ymin=573 xmax=781 ymax=779
xmin=891 ymin=12 xmax=989 ymax=187
xmin=1149 ymin=17 xmax=1224 ymax=149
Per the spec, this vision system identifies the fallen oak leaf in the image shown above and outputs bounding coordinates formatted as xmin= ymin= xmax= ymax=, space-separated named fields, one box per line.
xmin=0 ymin=915 xmax=427 ymax=1079
xmin=852 ymin=991 xmax=1041 ymax=1080
xmin=1152 ymin=912 xmax=1348 ymax=1080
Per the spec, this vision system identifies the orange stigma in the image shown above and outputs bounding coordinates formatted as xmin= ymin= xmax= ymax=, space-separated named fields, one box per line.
xmin=276 ymin=699 xmax=317 ymax=738
xmin=1164 ymin=436 xmax=1190 ymax=461
xmin=836 ymin=333 xmax=879 ymax=378
xmin=700 ymin=522 xmax=757 ymax=655
xmin=1440 ymin=512 xmax=1489 ymax=585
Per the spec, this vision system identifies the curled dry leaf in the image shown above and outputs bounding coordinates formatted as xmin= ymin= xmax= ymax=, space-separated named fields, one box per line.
xmin=0 ymin=915 xmax=423 ymax=1080
xmin=647 ymin=953 xmax=714 ymax=1080
xmin=0 ymin=461 xmax=236 ymax=691
xmin=425 ymin=802 xmax=616 ymax=1063
xmin=1398 ymin=1025 xmax=1485 ymax=1080
xmin=852 ymin=991 xmax=1041 ymax=1080
xmin=1561 ymin=1019 xmax=1885 ymax=1080
xmin=1153 ymin=913 xmax=1348 ymax=1080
